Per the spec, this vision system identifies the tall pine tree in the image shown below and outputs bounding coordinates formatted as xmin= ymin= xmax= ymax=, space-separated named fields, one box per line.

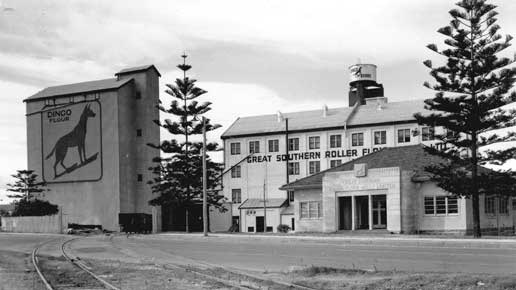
xmin=415 ymin=0 xmax=516 ymax=237
xmin=148 ymin=55 xmax=225 ymax=232
xmin=6 ymin=170 xmax=46 ymax=201
xmin=6 ymin=169 xmax=58 ymax=216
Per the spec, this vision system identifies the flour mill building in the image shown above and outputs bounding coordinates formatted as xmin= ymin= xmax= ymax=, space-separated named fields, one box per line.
xmin=221 ymin=64 xmax=516 ymax=234
xmin=24 ymin=65 xmax=161 ymax=232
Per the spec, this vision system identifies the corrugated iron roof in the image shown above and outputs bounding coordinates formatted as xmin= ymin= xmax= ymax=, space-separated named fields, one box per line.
xmin=221 ymin=99 xmax=426 ymax=138
xmin=280 ymin=145 xmax=492 ymax=190
xmin=24 ymin=78 xmax=133 ymax=102
xmin=115 ymin=64 xmax=161 ymax=77
xmin=238 ymin=198 xmax=288 ymax=209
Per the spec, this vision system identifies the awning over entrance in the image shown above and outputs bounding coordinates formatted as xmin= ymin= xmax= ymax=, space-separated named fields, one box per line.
xmin=238 ymin=198 xmax=288 ymax=209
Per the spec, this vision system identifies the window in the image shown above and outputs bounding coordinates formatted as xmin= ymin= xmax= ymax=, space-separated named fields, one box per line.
xmin=397 ymin=129 xmax=411 ymax=143
xmin=447 ymin=197 xmax=458 ymax=214
xmin=300 ymin=201 xmax=321 ymax=219
xmin=136 ymin=129 xmax=142 ymax=137
xmin=330 ymin=160 xmax=342 ymax=168
xmin=485 ymin=196 xmax=496 ymax=215
xmin=422 ymin=127 xmax=434 ymax=141
xmin=330 ymin=135 xmax=342 ymax=148
xmin=424 ymin=196 xmax=459 ymax=215
xmin=288 ymin=162 xmax=300 ymax=175
xmin=230 ymin=142 xmax=241 ymax=155
xmin=268 ymin=139 xmax=279 ymax=152
xmin=309 ymin=161 xmax=320 ymax=174
xmin=308 ymin=136 xmax=320 ymax=149
xmin=351 ymin=133 xmax=364 ymax=146
xmin=137 ymin=174 xmax=143 ymax=182
xmin=499 ymin=196 xmax=509 ymax=214
xmin=512 ymin=198 xmax=516 ymax=210
xmin=232 ymin=189 xmax=241 ymax=203
xmin=231 ymin=165 xmax=241 ymax=178
xmin=374 ymin=131 xmax=387 ymax=145
xmin=249 ymin=141 xmax=260 ymax=153
xmin=288 ymin=190 xmax=294 ymax=202
xmin=135 ymin=91 xmax=142 ymax=99
xmin=288 ymin=138 xmax=299 ymax=151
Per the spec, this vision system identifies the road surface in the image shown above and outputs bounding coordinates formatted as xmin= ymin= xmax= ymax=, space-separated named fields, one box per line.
xmin=113 ymin=234 xmax=516 ymax=275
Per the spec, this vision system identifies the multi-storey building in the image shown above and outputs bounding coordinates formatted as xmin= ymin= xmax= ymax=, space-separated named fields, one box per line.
xmin=24 ymin=65 xmax=161 ymax=232
xmin=221 ymin=64 xmax=449 ymax=233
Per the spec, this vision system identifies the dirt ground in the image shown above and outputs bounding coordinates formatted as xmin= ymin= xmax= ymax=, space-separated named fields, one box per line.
xmin=0 ymin=250 xmax=46 ymax=290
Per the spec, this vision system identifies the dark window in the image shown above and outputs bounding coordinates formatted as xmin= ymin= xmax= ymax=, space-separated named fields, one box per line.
xmin=397 ymin=129 xmax=411 ymax=143
xmin=485 ymin=195 xmax=496 ymax=215
xmin=231 ymin=165 xmax=241 ymax=178
xmin=351 ymin=133 xmax=364 ymax=146
xmin=268 ymin=139 xmax=279 ymax=152
xmin=249 ymin=141 xmax=260 ymax=153
xmin=136 ymin=129 xmax=142 ymax=137
xmin=499 ymin=196 xmax=509 ymax=214
xmin=230 ymin=142 xmax=241 ymax=155
xmin=137 ymin=174 xmax=143 ymax=182
xmin=232 ymin=189 xmax=241 ymax=203
xmin=288 ymin=162 xmax=300 ymax=175
xmin=308 ymin=136 xmax=320 ymax=149
xmin=309 ymin=161 xmax=320 ymax=174
xmin=288 ymin=138 xmax=299 ymax=151
xmin=330 ymin=160 xmax=342 ymax=168
xmin=135 ymin=91 xmax=142 ymax=99
xmin=422 ymin=127 xmax=434 ymax=141
xmin=288 ymin=190 xmax=294 ymax=202
xmin=330 ymin=135 xmax=342 ymax=148
xmin=374 ymin=131 xmax=387 ymax=145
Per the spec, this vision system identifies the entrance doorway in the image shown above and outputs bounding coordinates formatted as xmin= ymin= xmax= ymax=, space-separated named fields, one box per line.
xmin=256 ymin=216 xmax=265 ymax=232
xmin=355 ymin=196 xmax=369 ymax=229
xmin=372 ymin=195 xmax=387 ymax=229
xmin=339 ymin=196 xmax=352 ymax=230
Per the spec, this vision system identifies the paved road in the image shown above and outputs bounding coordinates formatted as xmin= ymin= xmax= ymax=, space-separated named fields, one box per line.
xmin=115 ymin=234 xmax=516 ymax=275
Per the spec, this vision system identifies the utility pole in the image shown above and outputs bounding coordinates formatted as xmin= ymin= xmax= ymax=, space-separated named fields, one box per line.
xmin=263 ymin=161 xmax=267 ymax=232
xmin=202 ymin=116 xmax=208 ymax=237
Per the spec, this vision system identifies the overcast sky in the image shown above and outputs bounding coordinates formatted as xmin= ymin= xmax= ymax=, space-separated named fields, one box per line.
xmin=1 ymin=0 xmax=516 ymax=202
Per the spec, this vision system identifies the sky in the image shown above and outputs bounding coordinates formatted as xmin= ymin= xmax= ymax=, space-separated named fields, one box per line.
xmin=1 ymin=0 xmax=516 ymax=203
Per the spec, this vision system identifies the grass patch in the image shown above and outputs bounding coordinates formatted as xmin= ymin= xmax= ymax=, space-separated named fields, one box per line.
xmin=292 ymin=265 xmax=370 ymax=277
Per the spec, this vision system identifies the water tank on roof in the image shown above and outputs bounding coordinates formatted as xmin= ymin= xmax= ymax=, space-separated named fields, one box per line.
xmin=348 ymin=63 xmax=384 ymax=107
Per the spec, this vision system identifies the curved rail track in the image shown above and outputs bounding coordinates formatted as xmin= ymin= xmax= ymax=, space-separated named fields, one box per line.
xmin=32 ymin=234 xmax=318 ymax=290
xmin=32 ymin=237 xmax=120 ymax=290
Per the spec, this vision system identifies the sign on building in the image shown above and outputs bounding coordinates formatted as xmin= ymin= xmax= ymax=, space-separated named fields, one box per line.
xmin=41 ymin=101 xmax=102 ymax=183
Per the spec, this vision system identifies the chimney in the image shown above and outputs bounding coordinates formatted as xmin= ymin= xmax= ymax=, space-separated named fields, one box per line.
xmin=365 ymin=96 xmax=388 ymax=107
xmin=277 ymin=111 xmax=283 ymax=122
xmin=322 ymin=105 xmax=328 ymax=117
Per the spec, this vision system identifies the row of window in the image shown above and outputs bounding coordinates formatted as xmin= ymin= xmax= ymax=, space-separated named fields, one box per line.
xmin=230 ymin=127 xmax=435 ymax=155
xmin=231 ymin=189 xmax=295 ymax=204
xmin=424 ymin=196 xmax=458 ymax=215
xmin=230 ymin=159 xmax=342 ymax=178
xmin=485 ymin=196 xmax=510 ymax=215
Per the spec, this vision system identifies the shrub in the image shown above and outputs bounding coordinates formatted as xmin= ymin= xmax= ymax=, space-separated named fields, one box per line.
xmin=11 ymin=199 xmax=58 ymax=216
xmin=277 ymin=224 xmax=290 ymax=233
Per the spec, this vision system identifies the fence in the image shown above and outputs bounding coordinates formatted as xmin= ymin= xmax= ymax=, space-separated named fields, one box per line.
xmin=1 ymin=213 xmax=63 ymax=233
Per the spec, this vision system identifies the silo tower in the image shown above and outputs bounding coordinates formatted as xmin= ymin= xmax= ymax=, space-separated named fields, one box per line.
xmin=348 ymin=63 xmax=384 ymax=106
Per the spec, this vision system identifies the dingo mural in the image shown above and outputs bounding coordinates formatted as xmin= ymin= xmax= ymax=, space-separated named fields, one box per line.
xmin=42 ymin=101 xmax=102 ymax=182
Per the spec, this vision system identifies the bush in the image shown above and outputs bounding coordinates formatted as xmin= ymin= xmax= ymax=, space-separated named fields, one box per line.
xmin=11 ymin=199 xmax=58 ymax=216
xmin=277 ymin=224 xmax=290 ymax=233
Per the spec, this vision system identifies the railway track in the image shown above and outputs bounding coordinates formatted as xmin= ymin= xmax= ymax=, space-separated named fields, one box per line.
xmin=32 ymin=237 xmax=120 ymax=290
xmin=33 ymin=235 xmax=317 ymax=290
